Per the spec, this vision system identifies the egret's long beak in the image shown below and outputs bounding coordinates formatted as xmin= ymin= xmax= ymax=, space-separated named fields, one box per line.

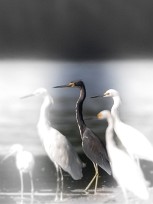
xmin=1 ymin=152 xmax=13 ymax=163
xmin=20 ymin=93 xmax=35 ymax=99
xmin=91 ymin=95 xmax=102 ymax=98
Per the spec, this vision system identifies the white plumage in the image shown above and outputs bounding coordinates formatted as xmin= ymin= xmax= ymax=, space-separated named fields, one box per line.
xmin=2 ymin=144 xmax=35 ymax=199
xmin=38 ymin=123 xmax=83 ymax=180
xmin=97 ymin=110 xmax=149 ymax=201
xmin=21 ymin=88 xmax=83 ymax=201
xmin=103 ymin=89 xmax=153 ymax=162
xmin=16 ymin=149 xmax=34 ymax=173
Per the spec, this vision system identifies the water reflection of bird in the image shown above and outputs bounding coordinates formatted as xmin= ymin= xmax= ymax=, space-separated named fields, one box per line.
xmin=97 ymin=110 xmax=149 ymax=201
xmin=2 ymin=144 xmax=35 ymax=200
xmin=92 ymin=89 xmax=153 ymax=164
xmin=54 ymin=81 xmax=111 ymax=194
xmin=21 ymin=88 xmax=83 ymax=201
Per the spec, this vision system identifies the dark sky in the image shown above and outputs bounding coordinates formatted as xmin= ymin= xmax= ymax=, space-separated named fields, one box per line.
xmin=0 ymin=0 xmax=153 ymax=60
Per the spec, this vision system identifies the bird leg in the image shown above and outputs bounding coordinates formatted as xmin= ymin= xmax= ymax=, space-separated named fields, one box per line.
xmin=19 ymin=171 xmax=24 ymax=201
xmin=59 ymin=167 xmax=63 ymax=201
xmin=84 ymin=163 xmax=98 ymax=193
xmin=94 ymin=164 xmax=99 ymax=194
xmin=30 ymin=196 xmax=34 ymax=204
xmin=29 ymin=171 xmax=34 ymax=198
xmin=121 ymin=186 xmax=128 ymax=204
xmin=55 ymin=165 xmax=60 ymax=201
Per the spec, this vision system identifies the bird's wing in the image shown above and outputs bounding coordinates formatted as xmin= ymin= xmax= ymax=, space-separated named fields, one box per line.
xmin=113 ymin=131 xmax=128 ymax=154
xmin=82 ymin=127 xmax=111 ymax=175
xmin=115 ymin=121 xmax=153 ymax=160
xmin=43 ymin=128 xmax=83 ymax=180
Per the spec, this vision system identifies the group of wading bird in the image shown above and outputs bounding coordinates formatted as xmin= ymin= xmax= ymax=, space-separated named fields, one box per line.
xmin=2 ymin=80 xmax=153 ymax=202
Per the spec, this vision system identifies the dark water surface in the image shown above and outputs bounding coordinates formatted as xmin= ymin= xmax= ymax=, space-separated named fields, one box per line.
xmin=1 ymin=59 xmax=153 ymax=203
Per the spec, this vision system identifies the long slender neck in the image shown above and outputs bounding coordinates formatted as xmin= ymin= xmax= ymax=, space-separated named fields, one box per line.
xmin=111 ymin=96 xmax=121 ymax=121
xmin=106 ymin=116 xmax=114 ymax=150
xmin=38 ymin=94 xmax=52 ymax=128
xmin=76 ymin=85 xmax=86 ymax=138
xmin=106 ymin=116 xmax=114 ymax=139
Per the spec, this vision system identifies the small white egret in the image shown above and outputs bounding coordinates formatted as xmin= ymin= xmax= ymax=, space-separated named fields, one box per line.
xmin=21 ymin=88 xmax=83 ymax=201
xmin=97 ymin=110 xmax=149 ymax=201
xmin=2 ymin=144 xmax=35 ymax=200
xmin=92 ymin=89 xmax=153 ymax=163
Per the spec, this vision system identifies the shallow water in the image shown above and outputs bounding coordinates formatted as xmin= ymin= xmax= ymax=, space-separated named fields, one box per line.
xmin=1 ymin=187 xmax=153 ymax=204
xmin=1 ymin=59 xmax=153 ymax=203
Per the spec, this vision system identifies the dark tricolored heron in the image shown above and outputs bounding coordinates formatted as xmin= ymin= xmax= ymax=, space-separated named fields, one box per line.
xmin=97 ymin=110 xmax=149 ymax=201
xmin=92 ymin=89 xmax=153 ymax=164
xmin=20 ymin=88 xmax=84 ymax=201
xmin=2 ymin=144 xmax=35 ymax=200
xmin=54 ymin=81 xmax=111 ymax=194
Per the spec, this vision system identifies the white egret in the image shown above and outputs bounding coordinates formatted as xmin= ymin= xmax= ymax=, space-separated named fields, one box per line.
xmin=92 ymin=89 xmax=153 ymax=163
xmin=97 ymin=110 xmax=149 ymax=201
xmin=21 ymin=88 xmax=83 ymax=201
xmin=104 ymin=89 xmax=153 ymax=162
xmin=2 ymin=144 xmax=35 ymax=200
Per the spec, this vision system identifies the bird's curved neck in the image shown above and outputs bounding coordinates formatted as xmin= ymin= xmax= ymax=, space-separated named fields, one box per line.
xmin=106 ymin=117 xmax=114 ymax=139
xmin=38 ymin=94 xmax=52 ymax=128
xmin=106 ymin=117 xmax=114 ymax=149
xmin=76 ymin=85 xmax=86 ymax=138
xmin=111 ymin=96 xmax=121 ymax=121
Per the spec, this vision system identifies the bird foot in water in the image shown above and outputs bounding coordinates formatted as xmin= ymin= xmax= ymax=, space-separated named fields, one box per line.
xmin=84 ymin=189 xmax=89 ymax=195
xmin=54 ymin=195 xmax=63 ymax=202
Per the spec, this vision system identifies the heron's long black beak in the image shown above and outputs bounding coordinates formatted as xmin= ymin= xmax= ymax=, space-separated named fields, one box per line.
xmin=53 ymin=84 xmax=70 ymax=88
xmin=91 ymin=95 xmax=102 ymax=99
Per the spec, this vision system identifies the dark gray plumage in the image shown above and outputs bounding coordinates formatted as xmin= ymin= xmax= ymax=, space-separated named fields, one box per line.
xmin=54 ymin=80 xmax=111 ymax=194
xmin=83 ymin=127 xmax=111 ymax=175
